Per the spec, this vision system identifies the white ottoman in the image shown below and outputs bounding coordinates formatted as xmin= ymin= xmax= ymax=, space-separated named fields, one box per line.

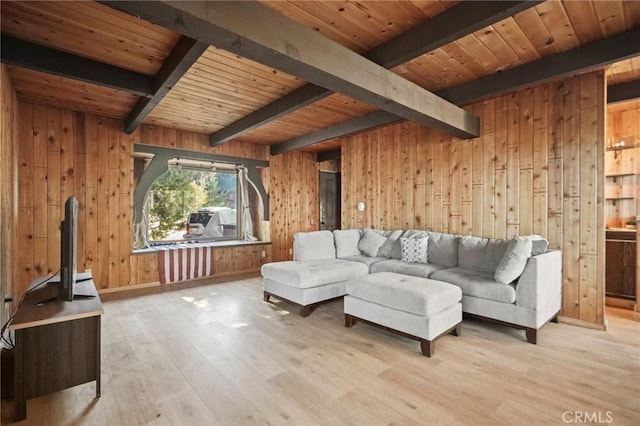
xmin=344 ymin=272 xmax=462 ymax=357
xmin=261 ymin=259 xmax=369 ymax=316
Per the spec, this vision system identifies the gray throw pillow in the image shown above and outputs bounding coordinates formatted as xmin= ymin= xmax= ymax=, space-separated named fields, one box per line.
xmin=378 ymin=230 xmax=403 ymax=259
xmin=358 ymin=228 xmax=387 ymax=257
xmin=294 ymin=230 xmax=336 ymax=261
xmin=458 ymin=236 xmax=509 ymax=273
xmin=426 ymin=232 xmax=459 ymax=267
xmin=400 ymin=237 xmax=428 ymax=263
xmin=494 ymin=237 xmax=533 ymax=284
xmin=334 ymin=229 xmax=362 ymax=258
xmin=526 ymin=234 xmax=549 ymax=255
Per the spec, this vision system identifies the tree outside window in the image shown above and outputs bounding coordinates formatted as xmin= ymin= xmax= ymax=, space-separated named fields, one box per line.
xmin=147 ymin=167 xmax=238 ymax=242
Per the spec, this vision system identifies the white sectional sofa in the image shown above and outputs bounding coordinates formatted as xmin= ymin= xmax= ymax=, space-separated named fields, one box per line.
xmin=261 ymin=228 xmax=562 ymax=344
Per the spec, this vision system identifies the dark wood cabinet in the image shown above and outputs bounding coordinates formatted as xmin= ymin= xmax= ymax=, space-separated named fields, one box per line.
xmin=9 ymin=279 xmax=103 ymax=421
xmin=605 ymin=231 xmax=636 ymax=300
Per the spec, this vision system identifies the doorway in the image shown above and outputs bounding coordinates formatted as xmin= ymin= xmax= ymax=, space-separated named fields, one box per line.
xmin=604 ymin=101 xmax=639 ymax=314
xmin=319 ymin=171 xmax=341 ymax=231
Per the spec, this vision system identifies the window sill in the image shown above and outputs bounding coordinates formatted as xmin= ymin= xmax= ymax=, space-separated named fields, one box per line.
xmin=132 ymin=239 xmax=271 ymax=255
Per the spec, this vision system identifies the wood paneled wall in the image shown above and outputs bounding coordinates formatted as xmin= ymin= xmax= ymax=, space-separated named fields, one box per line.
xmin=129 ymin=244 xmax=272 ymax=290
xmin=269 ymin=151 xmax=320 ymax=261
xmin=341 ymin=71 xmax=606 ymax=326
xmin=14 ymin=103 xmax=271 ymax=300
xmin=1 ymin=64 xmax=19 ymax=325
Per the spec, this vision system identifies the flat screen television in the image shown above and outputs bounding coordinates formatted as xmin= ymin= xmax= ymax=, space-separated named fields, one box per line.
xmin=59 ymin=196 xmax=78 ymax=301
xmin=37 ymin=196 xmax=93 ymax=305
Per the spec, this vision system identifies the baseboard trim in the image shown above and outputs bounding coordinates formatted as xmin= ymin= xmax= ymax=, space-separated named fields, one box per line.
xmin=558 ymin=315 xmax=606 ymax=331
xmin=605 ymin=296 xmax=635 ymax=310
xmin=98 ymin=269 xmax=261 ymax=301
xmin=98 ymin=281 xmax=161 ymax=294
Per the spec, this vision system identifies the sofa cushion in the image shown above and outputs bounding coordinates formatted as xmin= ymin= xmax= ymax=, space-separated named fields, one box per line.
xmin=370 ymin=259 xmax=447 ymax=278
xmin=294 ymin=230 xmax=336 ymax=261
xmin=261 ymin=259 xmax=368 ymax=288
xmin=458 ymin=236 xmax=509 ymax=274
xmin=341 ymin=255 xmax=387 ymax=267
xmin=426 ymin=232 xmax=459 ymax=267
xmin=346 ymin=272 xmax=461 ymax=316
xmin=403 ymin=229 xmax=429 ymax=239
xmin=526 ymin=235 xmax=549 ymax=256
xmin=430 ymin=267 xmax=516 ymax=304
xmin=400 ymin=236 xmax=428 ymax=263
xmin=358 ymin=228 xmax=387 ymax=257
xmin=494 ymin=237 xmax=533 ymax=284
xmin=334 ymin=229 xmax=362 ymax=258
xmin=378 ymin=230 xmax=404 ymax=259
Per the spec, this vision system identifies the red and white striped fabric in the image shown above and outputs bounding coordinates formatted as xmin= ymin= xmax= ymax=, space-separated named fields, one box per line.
xmin=156 ymin=243 xmax=215 ymax=284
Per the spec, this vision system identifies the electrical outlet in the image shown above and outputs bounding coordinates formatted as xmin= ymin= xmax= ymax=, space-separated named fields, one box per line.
xmin=261 ymin=250 xmax=266 ymax=258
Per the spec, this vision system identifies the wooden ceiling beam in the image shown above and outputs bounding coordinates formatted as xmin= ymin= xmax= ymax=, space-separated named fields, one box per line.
xmin=100 ymin=1 xmax=479 ymax=140
xmin=209 ymin=0 xmax=539 ymax=146
xmin=271 ymin=111 xmax=399 ymax=155
xmin=0 ymin=35 xmax=154 ymax=97
xmin=607 ymin=79 xmax=640 ymax=104
xmin=439 ymin=27 xmax=640 ymax=105
xmin=123 ymin=36 xmax=209 ymax=134
xmin=272 ymin=27 xmax=640 ymax=155
xmin=364 ymin=0 xmax=541 ymax=70
xmin=316 ymin=149 xmax=342 ymax=162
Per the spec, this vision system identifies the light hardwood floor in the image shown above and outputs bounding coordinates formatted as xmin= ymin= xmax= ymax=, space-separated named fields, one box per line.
xmin=2 ymin=274 xmax=639 ymax=425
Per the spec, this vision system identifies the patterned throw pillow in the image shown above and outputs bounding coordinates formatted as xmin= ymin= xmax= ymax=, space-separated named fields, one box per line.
xmin=400 ymin=237 xmax=428 ymax=264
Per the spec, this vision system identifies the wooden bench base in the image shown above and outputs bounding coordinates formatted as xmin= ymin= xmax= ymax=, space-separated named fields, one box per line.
xmin=463 ymin=311 xmax=559 ymax=344
xmin=263 ymin=291 xmax=341 ymax=317
xmin=344 ymin=313 xmax=461 ymax=357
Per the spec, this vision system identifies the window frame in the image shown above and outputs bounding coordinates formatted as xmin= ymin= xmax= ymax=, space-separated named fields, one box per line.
xmin=131 ymin=144 xmax=269 ymax=249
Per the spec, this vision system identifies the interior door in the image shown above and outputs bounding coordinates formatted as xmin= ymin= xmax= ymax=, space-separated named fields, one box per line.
xmin=319 ymin=171 xmax=341 ymax=231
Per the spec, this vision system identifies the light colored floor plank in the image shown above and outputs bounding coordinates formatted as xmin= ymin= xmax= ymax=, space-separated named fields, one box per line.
xmin=2 ymin=276 xmax=639 ymax=425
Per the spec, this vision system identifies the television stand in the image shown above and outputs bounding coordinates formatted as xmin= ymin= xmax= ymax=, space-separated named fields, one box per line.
xmin=35 ymin=292 xmax=96 ymax=306
xmin=10 ymin=278 xmax=103 ymax=421
xmin=36 ymin=272 xmax=96 ymax=305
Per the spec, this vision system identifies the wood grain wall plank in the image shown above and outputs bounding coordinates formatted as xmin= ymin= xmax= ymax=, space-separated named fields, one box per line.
xmin=18 ymin=105 xmax=34 ymax=210
xmin=482 ymin=131 xmax=496 ymax=238
xmin=1 ymin=64 xmax=19 ymax=318
xmin=519 ymin=168 xmax=533 ymax=235
xmin=562 ymin=196 xmax=580 ymax=319
xmin=32 ymin=104 xmax=48 ymax=169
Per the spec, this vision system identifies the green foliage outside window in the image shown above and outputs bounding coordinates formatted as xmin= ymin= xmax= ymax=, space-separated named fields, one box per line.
xmin=149 ymin=168 xmax=231 ymax=240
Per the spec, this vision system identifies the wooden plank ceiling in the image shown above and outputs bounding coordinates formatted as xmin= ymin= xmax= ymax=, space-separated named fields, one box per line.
xmin=2 ymin=0 xmax=640 ymax=153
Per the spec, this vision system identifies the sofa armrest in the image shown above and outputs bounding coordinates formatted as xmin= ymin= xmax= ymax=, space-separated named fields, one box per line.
xmin=516 ymin=250 xmax=562 ymax=310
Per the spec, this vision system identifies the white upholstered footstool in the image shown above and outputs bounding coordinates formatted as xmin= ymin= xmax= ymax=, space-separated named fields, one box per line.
xmin=344 ymin=272 xmax=462 ymax=357
xmin=261 ymin=259 xmax=368 ymax=316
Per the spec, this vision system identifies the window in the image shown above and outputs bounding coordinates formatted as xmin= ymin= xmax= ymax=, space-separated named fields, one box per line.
xmin=147 ymin=161 xmax=239 ymax=243
xmin=131 ymin=144 xmax=269 ymax=249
